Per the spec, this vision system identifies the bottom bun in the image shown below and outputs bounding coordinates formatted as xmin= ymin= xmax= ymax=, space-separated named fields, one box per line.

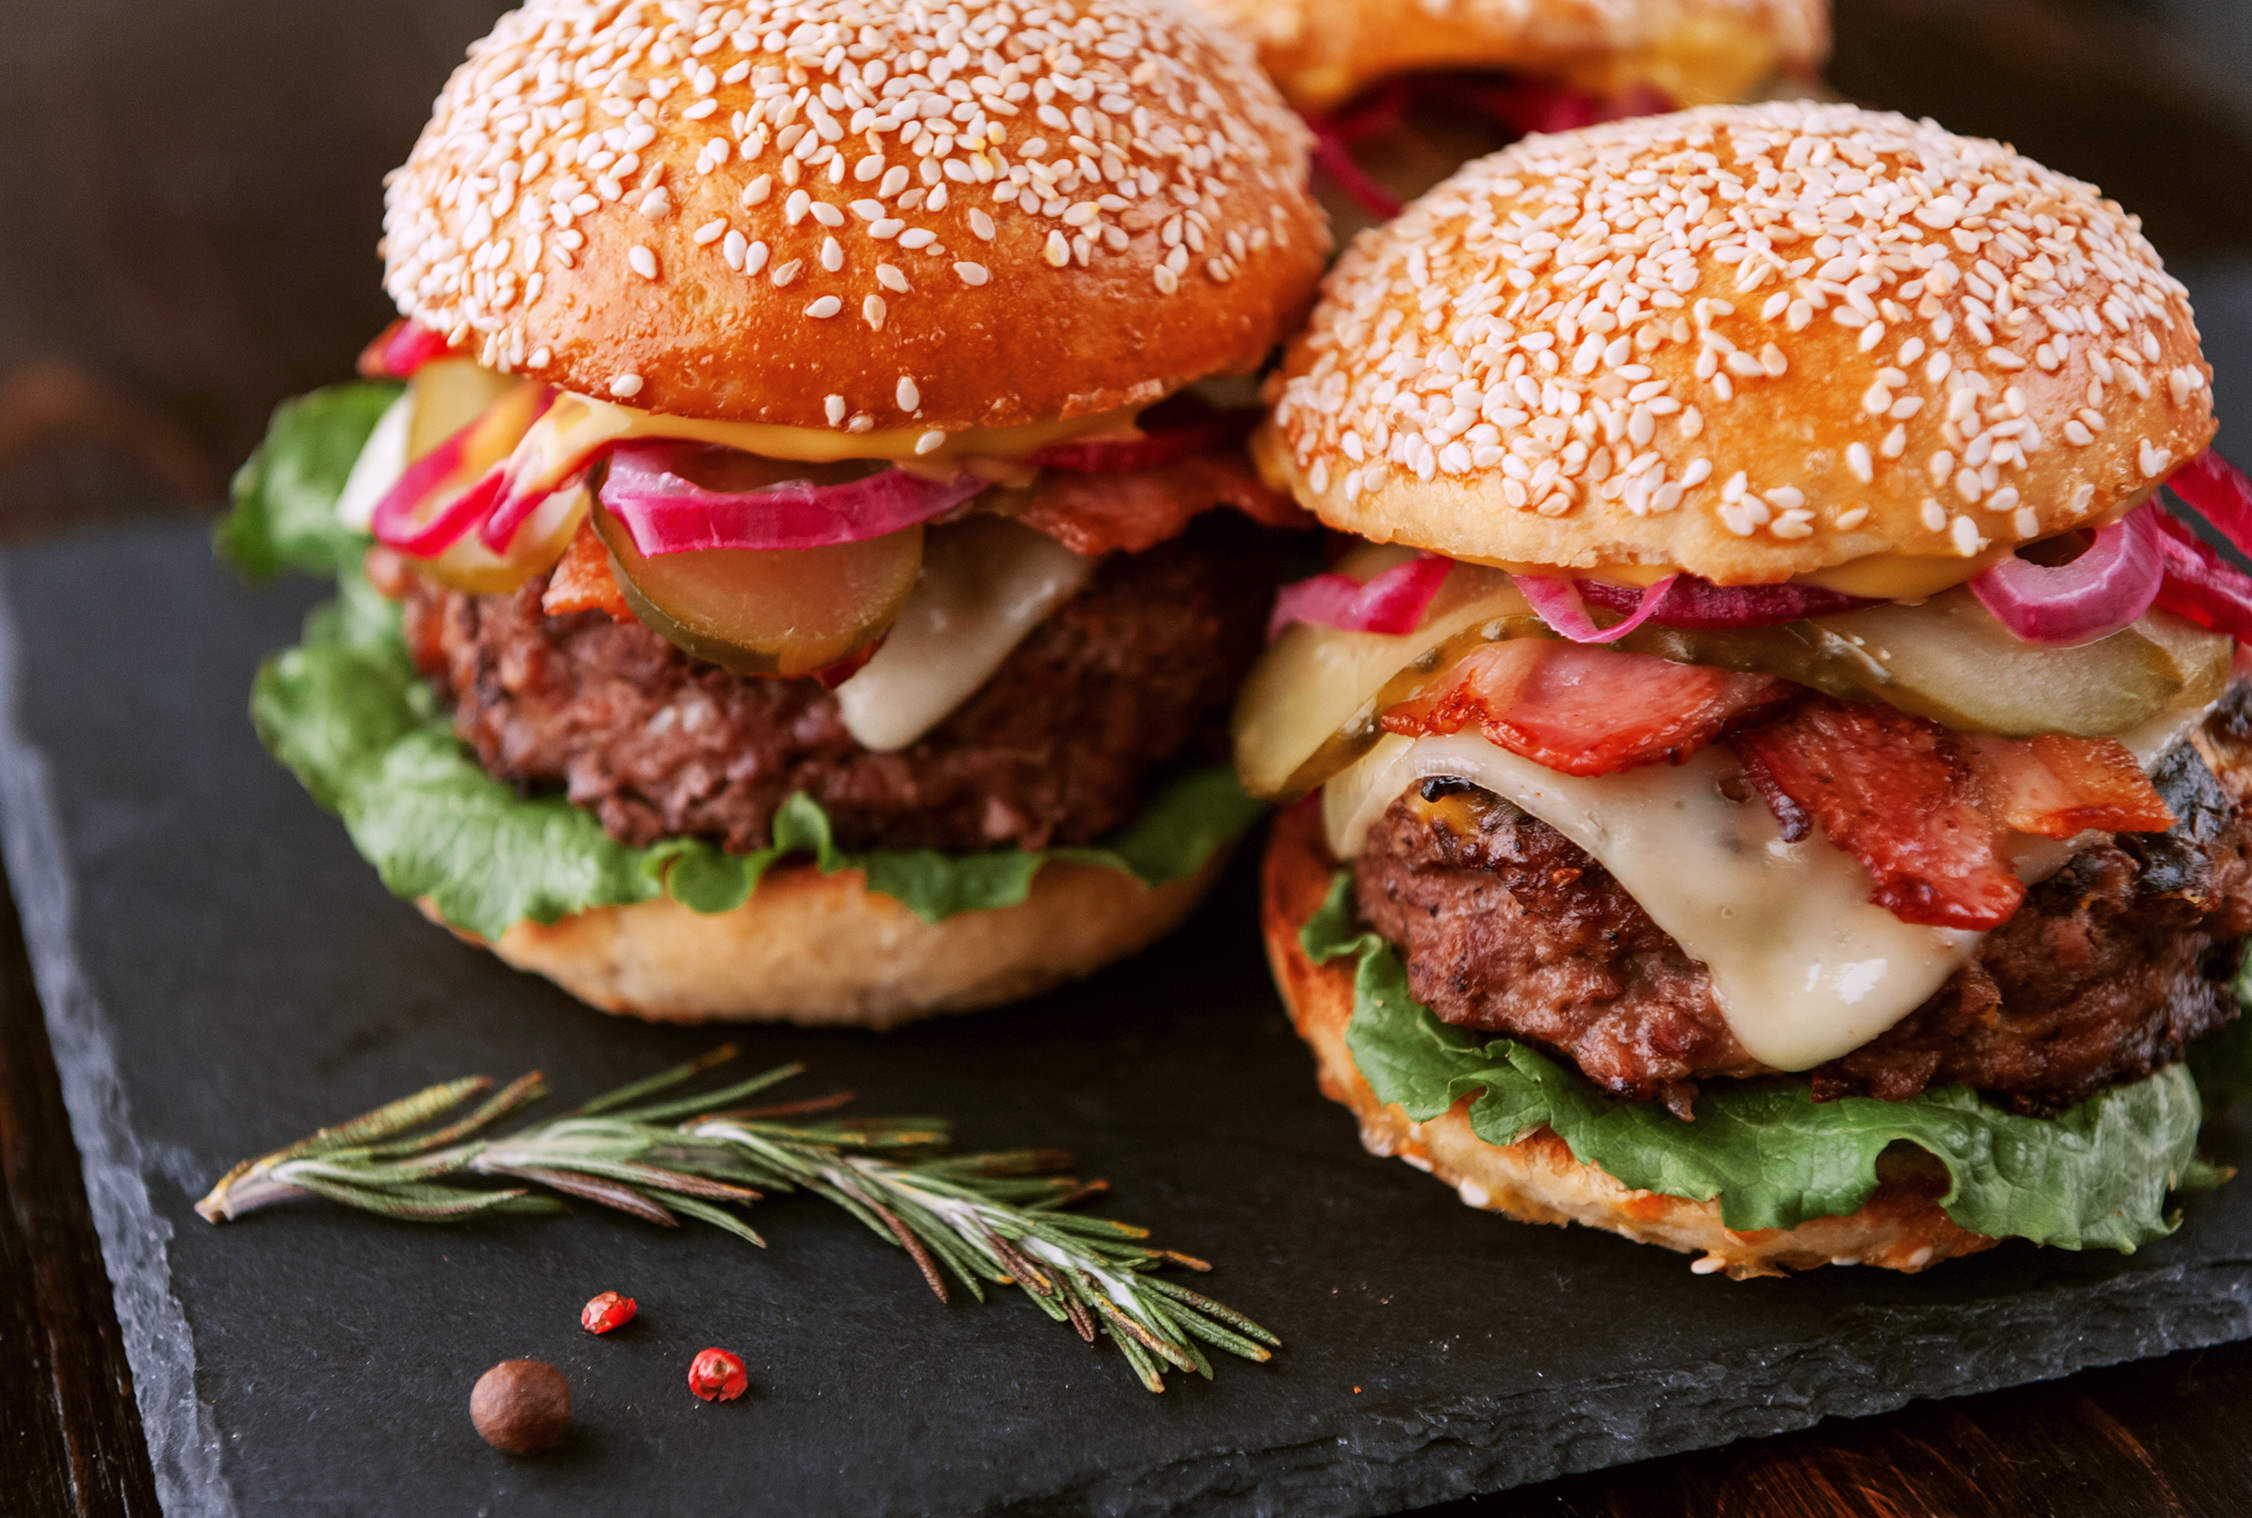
xmin=429 ymin=849 xmax=1229 ymax=1030
xmin=1262 ymin=805 xmax=1997 ymax=1277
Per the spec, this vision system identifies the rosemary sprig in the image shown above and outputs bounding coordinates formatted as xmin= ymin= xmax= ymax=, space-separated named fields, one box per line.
xmin=196 ymin=1045 xmax=1277 ymax=1392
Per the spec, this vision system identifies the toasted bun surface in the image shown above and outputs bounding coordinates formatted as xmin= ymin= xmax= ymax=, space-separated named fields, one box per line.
xmin=1191 ymin=0 xmax=1829 ymax=113
xmin=1263 ymin=102 xmax=2215 ymax=588
xmin=1261 ymin=804 xmax=1997 ymax=1276
xmin=382 ymin=0 xmax=1327 ymax=433
xmin=430 ymin=852 xmax=1225 ymax=1029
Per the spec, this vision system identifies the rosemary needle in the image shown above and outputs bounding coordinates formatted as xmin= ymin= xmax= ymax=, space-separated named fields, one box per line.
xmin=196 ymin=1046 xmax=1278 ymax=1393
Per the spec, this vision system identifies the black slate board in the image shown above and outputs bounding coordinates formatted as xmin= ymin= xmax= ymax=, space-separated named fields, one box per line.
xmin=7 ymin=523 xmax=2252 ymax=1518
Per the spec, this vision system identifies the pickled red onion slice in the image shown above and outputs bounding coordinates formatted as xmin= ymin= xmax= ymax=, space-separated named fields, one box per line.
xmin=2151 ymin=508 xmax=2252 ymax=643
xmin=1969 ymin=505 xmax=2164 ymax=646
xmin=599 ymin=442 xmax=985 ymax=556
xmin=356 ymin=319 xmax=453 ymax=380
xmin=369 ymin=383 xmax=553 ymax=556
xmin=1268 ymin=555 xmax=1450 ymax=640
xmin=370 ymin=441 xmax=505 ymax=557
xmin=1447 ymin=76 xmax=1669 ymax=136
xmin=2164 ymin=448 xmax=2252 ymax=556
xmin=1514 ymin=574 xmax=1680 ymax=643
xmin=1575 ymin=575 xmax=1875 ymax=629
xmin=1303 ymin=116 xmax=1401 ymax=220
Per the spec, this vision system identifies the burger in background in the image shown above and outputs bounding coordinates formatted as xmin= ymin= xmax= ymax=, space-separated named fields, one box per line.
xmin=1188 ymin=0 xmax=1830 ymax=236
xmin=1241 ymin=101 xmax=2252 ymax=1273
xmin=220 ymin=0 xmax=1327 ymax=1026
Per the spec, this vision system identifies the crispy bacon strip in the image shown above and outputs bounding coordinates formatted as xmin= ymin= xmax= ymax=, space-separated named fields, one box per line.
xmin=1011 ymin=452 xmax=1311 ymax=557
xmin=541 ymin=519 xmax=632 ymax=620
xmin=1380 ymin=639 xmax=1795 ymax=778
xmin=1728 ymin=697 xmax=2025 ymax=930
xmin=1964 ymin=733 xmax=2175 ymax=839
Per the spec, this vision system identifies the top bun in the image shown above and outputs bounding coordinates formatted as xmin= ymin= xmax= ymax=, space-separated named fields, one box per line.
xmin=1261 ymin=102 xmax=2215 ymax=588
xmin=1188 ymin=0 xmax=1830 ymax=113
xmin=382 ymin=0 xmax=1328 ymax=434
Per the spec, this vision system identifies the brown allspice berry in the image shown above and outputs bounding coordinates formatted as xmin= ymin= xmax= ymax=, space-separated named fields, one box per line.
xmin=470 ymin=1359 xmax=571 ymax=1454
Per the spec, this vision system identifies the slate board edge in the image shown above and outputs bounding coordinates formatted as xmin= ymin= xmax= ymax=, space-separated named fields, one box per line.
xmin=0 ymin=564 xmax=237 ymax=1518
xmin=1018 ymin=1246 xmax=2252 ymax=1518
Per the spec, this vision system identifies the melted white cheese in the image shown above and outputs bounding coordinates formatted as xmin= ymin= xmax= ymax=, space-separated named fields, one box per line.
xmin=834 ymin=516 xmax=1093 ymax=752
xmin=1322 ymin=706 xmax=2213 ymax=1073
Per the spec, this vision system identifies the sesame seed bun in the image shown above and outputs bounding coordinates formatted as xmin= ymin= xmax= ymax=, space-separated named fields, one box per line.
xmin=381 ymin=0 xmax=1328 ymax=434
xmin=1261 ymin=102 xmax=2217 ymax=590
xmin=1191 ymin=0 xmax=1830 ymax=113
xmin=1260 ymin=803 xmax=1997 ymax=1276
xmin=427 ymin=848 xmax=1230 ymax=1029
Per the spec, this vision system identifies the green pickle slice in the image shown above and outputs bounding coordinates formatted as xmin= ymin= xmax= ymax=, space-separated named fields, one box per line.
xmin=1233 ymin=565 xmax=2233 ymax=800
xmin=594 ymin=501 xmax=924 ymax=679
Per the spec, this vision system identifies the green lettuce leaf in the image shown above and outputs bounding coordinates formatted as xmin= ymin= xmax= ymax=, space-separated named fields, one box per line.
xmin=1304 ymin=871 xmax=2215 ymax=1251
xmin=224 ymin=383 xmax=1263 ymax=940
xmin=218 ymin=381 xmax=402 ymax=579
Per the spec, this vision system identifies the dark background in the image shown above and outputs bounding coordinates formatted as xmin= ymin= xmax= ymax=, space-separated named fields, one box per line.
xmin=5 ymin=0 xmax=2252 ymax=1513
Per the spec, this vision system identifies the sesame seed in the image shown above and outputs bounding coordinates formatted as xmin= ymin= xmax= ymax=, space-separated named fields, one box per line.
xmin=1268 ymin=100 xmax=2203 ymax=547
xmin=824 ymin=394 xmax=847 ymax=426
xmin=897 ymin=377 xmax=920 ymax=410
xmin=915 ymin=429 xmax=946 ymax=455
xmin=610 ymin=373 xmax=643 ymax=398
xmin=368 ymin=0 xmax=1317 ymax=430
xmin=805 ymin=295 xmax=842 ymax=319
xmin=863 ymin=294 xmax=887 ymax=330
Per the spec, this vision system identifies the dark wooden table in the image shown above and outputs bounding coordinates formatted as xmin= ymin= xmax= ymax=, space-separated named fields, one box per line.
xmin=7 ymin=0 xmax=2252 ymax=1511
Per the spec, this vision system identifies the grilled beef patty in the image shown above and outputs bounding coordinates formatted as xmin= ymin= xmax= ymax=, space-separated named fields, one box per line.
xmin=1353 ymin=688 xmax=2252 ymax=1116
xmin=391 ymin=518 xmax=1277 ymax=856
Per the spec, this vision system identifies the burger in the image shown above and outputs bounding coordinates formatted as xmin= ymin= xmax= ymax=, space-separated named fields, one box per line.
xmin=1240 ymin=101 xmax=2252 ymax=1274
xmin=1187 ymin=0 xmax=1829 ymax=236
xmin=219 ymin=0 xmax=1328 ymax=1027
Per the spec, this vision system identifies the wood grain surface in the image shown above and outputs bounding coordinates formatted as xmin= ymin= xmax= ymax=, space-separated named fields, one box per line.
xmin=3 ymin=0 xmax=2251 ymax=1513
